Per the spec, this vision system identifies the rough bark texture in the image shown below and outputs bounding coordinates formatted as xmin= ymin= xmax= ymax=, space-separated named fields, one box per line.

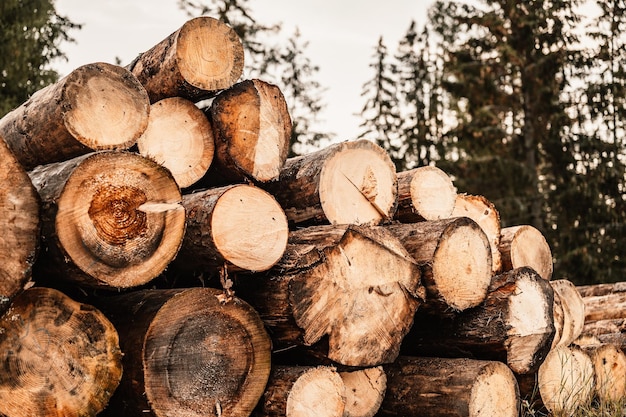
xmin=339 ymin=367 xmax=386 ymax=417
xmin=0 ymin=287 xmax=122 ymax=417
xmin=176 ymin=184 xmax=289 ymax=272
xmin=29 ymin=151 xmax=186 ymax=289
xmin=128 ymin=16 xmax=244 ymax=103
xmin=0 ymin=62 xmax=149 ymax=170
xmin=404 ymin=267 xmax=555 ymax=375
xmin=0 ymin=136 xmax=40 ymax=316
xmin=262 ymin=140 xmax=398 ymax=226
xmin=394 ymin=166 xmax=457 ymax=223
xmin=205 ymin=79 xmax=292 ymax=184
xmin=137 ymin=97 xmax=214 ymax=188
xmin=577 ymin=281 xmax=626 ymax=297
xmin=583 ymin=291 xmax=626 ymax=322
xmin=386 ymin=217 xmax=492 ymax=312
xmin=236 ymin=224 xmax=424 ymax=367
xmin=378 ymin=356 xmax=520 ymax=417
xmin=499 ymin=225 xmax=553 ymax=280
xmin=452 ymin=194 xmax=502 ymax=274
xmin=96 ymin=287 xmax=271 ymax=417
xmin=550 ymin=279 xmax=585 ymax=349
xmin=256 ymin=366 xmax=346 ymax=417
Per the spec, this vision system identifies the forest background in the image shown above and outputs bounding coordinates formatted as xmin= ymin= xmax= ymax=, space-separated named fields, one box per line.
xmin=2 ymin=0 xmax=625 ymax=285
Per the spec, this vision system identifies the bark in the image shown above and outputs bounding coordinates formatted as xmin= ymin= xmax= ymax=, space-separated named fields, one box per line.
xmin=550 ymin=279 xmax=585 ymax=349
xmin=0 ymin=62 xmax=149 ymax=170
xmin=0 ymin=136 xmax=40 ymax=315
xmin=204 ymin=79 xmax=291 ymax=184
xmin=582 ymin=317 xmax=626 ymax=337
xmin=339 ymin=367 xmax=386 ymax=417
xmin=452 ymin=193 xmax=502 ymax=274
xmin=519 ymin=345 xmax=594 ymax=416
xmin=0 ymin=287 xmax=122 ymax=417
xmin=576 ymin=281 xmax=626 ymax=297
xmin=405 ymin=267 xmax=555 ymax=375
xmin=394 ymin=166 xmax=457 ymax=223
xmin=583 ymin=291 xmax=626 ymax=322
xmin=378 ymin=356 xmax=520 ymax=417
xmin=386 ymin=217 xmax=493 ymax=312
xmin=256 ymin=365 xmax=346 ymax=417
xmin=262 ymin=140 xmax=398 ymax=227
xmin=128 ymin=16 xmax=244 ymax=103
xmin=235 ymin=224 xmax=424 ymax=367
xmin=96 ymin=287 xmax=271 ymax=417
xmin=176 ymin=184 xmax=289 ymax=272
xmin=498 ymin=225 xmax=553 ymax=280
xmin=29 ymin=151 xmax=185 ymax=289
xmin=137 ymin=97 xmax=215 ymax=188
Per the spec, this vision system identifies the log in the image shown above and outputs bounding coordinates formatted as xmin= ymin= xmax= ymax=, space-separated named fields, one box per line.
xmin=128 ymin=16 xmax=244 ymax=103
xmin=29 ymin=151 xmax=186 ymax=289
xmin=404 ymin=267 xmax=555 ymax=375
xmin=577 ymin=281 xmax=626 ymax=297
xmin=0 ymin=287 xmax=122 ymax=417
xmin=452 ymin=193 xmax=502 ymax=273
xmin=236 ymin=224 xmax=423 ymax=367
xmin=262 ymin=140 xmax=398 ymax=226
xmin=582 ymin=292 xmax=626 ymax=322
xmin=498 ymin=225 xmax=553 ymax=280
xmin=0 ymin=62 xmax=149 ymax=170
xmin=136 ymin=97 xmax=215 ymax=188
xmin=394 ymin=165 xmax=457 ymax=223
xmin=256 ymin=365 xmax=346 ymax=417
xmin=205 ymin=78 xmax=292 ymax=184
xmin=521 ymin=345 xmax=595 ymax=416
xmin=175 ymin=184 xmax=289 ymax=273
xmin=582 ymin=317 xmax=626 ymax=337
xmin=550 ymin=279 xmax=585 ymax=349
xmin=574 ymin=340 xmax=626 ymax=403
xmin=0 ymin=136 xmax=40 ymax=316
xmin=386 ymin=217 xmax=492 ymax=312
xmin=96 ymin=287 xmax=271 ymax=417
xmin=339 ymin=367 xmax=386 ymax=417
xmin=378 ymin=356 xmax=520 ymax=417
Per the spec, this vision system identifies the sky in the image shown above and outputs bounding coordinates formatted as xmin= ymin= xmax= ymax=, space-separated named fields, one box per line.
xmin=53 ymin=0 xmax=435 ymax=142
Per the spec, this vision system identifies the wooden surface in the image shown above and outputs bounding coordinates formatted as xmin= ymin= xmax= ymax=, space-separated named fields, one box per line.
xmin=499 ymin=224 xmax=553 ymax=280
xmin=395 ymin=166 xmax=457 ymax=222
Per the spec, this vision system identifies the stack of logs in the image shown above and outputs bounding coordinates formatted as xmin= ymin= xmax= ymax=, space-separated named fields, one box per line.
xmin=0 ymin=15 xmax=624 ymax=417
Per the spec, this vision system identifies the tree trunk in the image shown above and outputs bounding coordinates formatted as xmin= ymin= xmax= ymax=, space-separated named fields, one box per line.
xmin=339 ymin=367 xmax=386 ymax=417
xmin=0 ymin=62 xmax=149 ymax=170
xmin=29 ymin=151 xmax=186 ymax=289
xmin=235 ymin=224 xmax=424 ymax=367
xmin=96 ymin=287 xmax=271 ymax=417
xmin=394 ymin=166 xmax=457 ymax=223
xmin=582 ymin=317 xmax=626 ymax=337
xmin=575 ymin=341 xmax=626 ymax=403
xmin=0 ymin=287 xmax=122 ymax=417
xmin=378 ymin=356 xmax=520 ymax=417
xmin=452 ymin=193 xmax=502 ymax=274
xmin=498 ymin=225 xmax=553 ymax=280
xmin=176 ymin=184 xmax=289 ymax=273
xmin=204 ymin=79 xmax=292 ymax=184
xmin=261 ymin=140 xmax=398 ymax=227
xmin=256 ymin=366 xmax=346 ymax=417
xmin=550 ymin=279 xmax=585 ymax=349
xmin=136 ymin=97 xmax=215 ymax=189
xmin=577 ymin=281 xmax=626 ymax=297
xmin=404 ymin=267 xmax=555 ymax=375
xmin=128 ymin=16 xmax=244 ymax=103
xmin=582 ymin=291 xmax=626 ymax=322
xmin=0 ymin=136 xmax=40 ymax=315
xmin=519 ymin=345 xmax=594 ymax=416
xmin=386 ymin=217 xmax=493 ymax=312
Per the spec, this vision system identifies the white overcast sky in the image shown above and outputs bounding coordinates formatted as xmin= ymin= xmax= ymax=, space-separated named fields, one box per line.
xmin=54 ymin=0 xmax=435 ymax=141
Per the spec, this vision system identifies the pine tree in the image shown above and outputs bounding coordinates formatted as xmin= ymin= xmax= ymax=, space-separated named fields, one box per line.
xmin=358 ymin=36 xmax=403 ymax=170
xmin=0 ymin=0 xmax=80 ymax=116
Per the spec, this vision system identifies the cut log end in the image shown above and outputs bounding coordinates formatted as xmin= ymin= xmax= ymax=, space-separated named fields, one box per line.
xmin=395 ymin=166 xmax=457 ymax=222
xmin=469 ymin=361 xmax=520 ymax=417
xmin=286 ymin=367 xmax=346 ymax=417
xmin=0 ymin=287 xmax=122 ymax=417
xmin=137 ymin=97 xmax=214 ymax=188
xmin=500 ymin=225 xmax=553 ymax=280
xmin=550 ymin=279 xmax=585 ymax=349
xmin=143 ymin=288 xmax=271 ymax=417
xmin=319 ymin=141 xmax=397 ymax=225
xmin=64 ymin=62 xmax=150 ymax=150
xmin=211 ymin=185 xmax=289 ymax=271
xmin=176 ymin=16 xmax=244 ymax=93
xmin=55 ymin=151 xmax=186 ymax=288
xmin=339 ymin=367 xmax=386 ymax=417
